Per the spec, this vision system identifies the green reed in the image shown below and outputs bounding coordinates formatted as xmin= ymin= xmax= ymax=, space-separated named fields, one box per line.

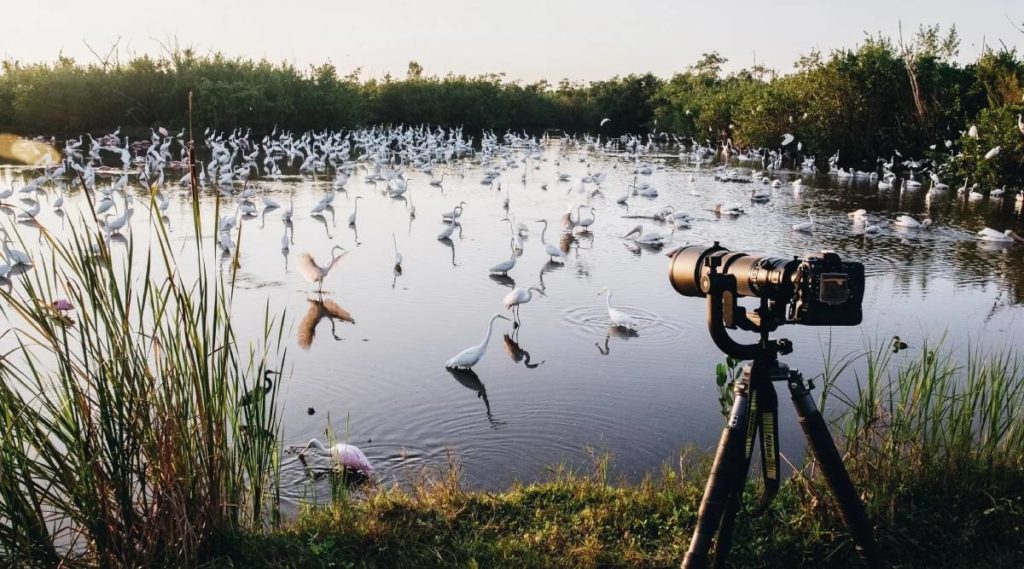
xmin=0 ymin=173 xmax=285 ymax=565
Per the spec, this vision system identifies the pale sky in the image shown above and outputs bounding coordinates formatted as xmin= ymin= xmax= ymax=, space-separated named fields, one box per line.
xmin=2 ymin=1 xmax=1021 ymax=82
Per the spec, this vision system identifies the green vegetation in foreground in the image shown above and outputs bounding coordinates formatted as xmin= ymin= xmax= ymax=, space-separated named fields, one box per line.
xmin=0 ymin=180 xmax=285 ymax=566
xmin=2 ymin=24 xmax=1024 ymax=185
xmin=212 ymin=342 xmax=1024 ymax=569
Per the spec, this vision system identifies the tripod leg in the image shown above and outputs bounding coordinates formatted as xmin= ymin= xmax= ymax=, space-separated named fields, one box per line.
xmin=683 ymin=381 xmax=752 ymax=569
xmin=788 ymin=375 xmax=882 ymax=568
xmin=712 ymin=380 xmax=774 ymax=569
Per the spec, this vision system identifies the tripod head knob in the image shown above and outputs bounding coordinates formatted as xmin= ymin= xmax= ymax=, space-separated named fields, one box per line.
xmin=777 ymin=338 xmax=793 ymax=356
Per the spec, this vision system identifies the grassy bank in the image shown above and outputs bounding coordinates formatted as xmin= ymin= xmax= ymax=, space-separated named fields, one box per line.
xmin=212 ymin=456 xmax=1022 ymax=568
xmin=210 ymin=342 xmax=1024 ymax=569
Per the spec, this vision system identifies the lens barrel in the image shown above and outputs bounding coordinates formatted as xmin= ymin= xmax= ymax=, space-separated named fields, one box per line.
xmin=668 ymin=244 xmax=797 ymax=299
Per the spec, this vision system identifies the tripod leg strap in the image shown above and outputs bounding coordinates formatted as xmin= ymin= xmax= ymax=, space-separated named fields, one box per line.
xmin=754 ymin=384 xmax=780 ymax=513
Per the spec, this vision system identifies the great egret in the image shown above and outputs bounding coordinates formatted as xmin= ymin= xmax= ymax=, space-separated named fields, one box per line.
xmin=984 ymin=146 xmax=1001 ymax=160
xmin=348 ymin=196 xmax=363 ymax=226
xmin=2 ymin=237 xmax=31 ymax=266
xmin=442 ymin=202 xmax=466 ymax=222
xmin=297 ymin=245 xmax=348 ymax=292
xmin=598 ymin=287 xmax=638 ymax=330
xmin=445 ymin=313 xmax=511 ymax=369
xmin=262 ymin=196 xmax=281 ymax=209
xmin=104 ymin=207 xmax=133 ymax=234
xmin=298 ymin=439 xmax=375 ymax=475
xmin=489 ymin=239 xmax=517 ymax=275
xmin=575 ymin=206 xmax=596 ymax=232
xmin=792 ymin=209 xmax=814 ymax=232
xmin=535 ymin=219 xmax=567 ymax=262
xmin=503 ymin=285 xmax=545 ymax=324
xmin=438 ymin=208 xmax=459 ymax=239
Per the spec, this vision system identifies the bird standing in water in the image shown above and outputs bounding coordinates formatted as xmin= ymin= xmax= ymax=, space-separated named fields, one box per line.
xmin=297 ymin=245 xmax=348 ymax=292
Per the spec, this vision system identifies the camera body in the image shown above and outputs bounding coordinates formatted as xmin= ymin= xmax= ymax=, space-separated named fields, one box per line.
xmin=788 ymin=251 xmax=864 ymax=326
xmin=668 ymin=244 xmax=864 ymax=327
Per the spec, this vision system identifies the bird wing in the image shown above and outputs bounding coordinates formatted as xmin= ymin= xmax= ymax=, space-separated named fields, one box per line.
xmin=297 ymin=299 xmax=323 ymax=349
xmin=325 ymin=250 xmax=350 ymax=277
xmin=296 ymin=253 xmax=323 ymax=283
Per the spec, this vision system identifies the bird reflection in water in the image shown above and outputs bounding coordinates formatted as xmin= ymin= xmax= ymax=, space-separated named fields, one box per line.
xmin=447 ymin=368 xmax=504 ymax=428
xmin=503 ymin=331 xmax=544 ymax=368
xmin=297 ymin=295 xmax=355 ymax=349
xmin=595 ymin=325 xmax=640 ymax=355
xmin=437 ymin=223 xmax=463 ymax=267
xmin=311 ymin=207 xmax=334 ymax=239
xmin=489 ymin=273 xmax=516 ymax=289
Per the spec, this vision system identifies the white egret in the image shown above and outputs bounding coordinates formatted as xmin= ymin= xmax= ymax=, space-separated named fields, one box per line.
xmin=297 ymin=245 xmax=348 ymax=292
xmin=597 ymin=287 xmax=638 ymax=330
xmin=575 ymin=206 xmax=596 ymax=232
xmin=442 ymin=202 xmax=466 ymax=222
xmin=438 ymin=212 xmax=458 ymax=240
xmin=104 ymin=207 xmax=133 ymax=234
xmin=444 ymin=313 xmax=511 ymax=369
xmin=262 ymin=196 xmax=281 ymax=209
xmin=298 ymin=439 xmax=375 ymax=475
xmin=489 ymin=239 xmax=517 ymax=275
xmin=503 ymin=286 xmax=545 ymax=324
xmin=348 ymin=196 xmax=363 ymax=226
xmin=792 ymin=209 xmax=814 ymax=232
xmin=535 ymin=219 xmax=567 ymax=262
xmin=2 ymin=237 xmax=31 ymax=266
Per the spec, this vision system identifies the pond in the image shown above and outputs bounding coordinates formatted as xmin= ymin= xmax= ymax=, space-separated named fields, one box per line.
xmin=2 ymin=137 xmax=1022 ymax=507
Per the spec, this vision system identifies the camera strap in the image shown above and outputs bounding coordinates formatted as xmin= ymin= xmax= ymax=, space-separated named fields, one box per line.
xmin=742 ymin=383 xmax=781 ymax=514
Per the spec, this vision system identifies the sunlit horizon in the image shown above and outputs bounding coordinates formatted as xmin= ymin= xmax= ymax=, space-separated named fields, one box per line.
xmin=2 ymin=0 xmax=1021 ymax=82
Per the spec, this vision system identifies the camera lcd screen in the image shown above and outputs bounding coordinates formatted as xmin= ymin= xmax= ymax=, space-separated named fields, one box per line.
xmin=819 ymin=273 xmax=849 ymax=305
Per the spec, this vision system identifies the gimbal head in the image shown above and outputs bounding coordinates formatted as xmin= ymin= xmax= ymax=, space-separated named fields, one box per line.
xmin=702 ymin=252 xmax=793 ymax=362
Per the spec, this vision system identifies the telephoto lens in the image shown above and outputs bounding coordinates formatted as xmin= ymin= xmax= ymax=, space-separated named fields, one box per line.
xmin=668 ymin=243 xmax=864 ymax=326
xmin=668 ymin=243 xmax=797 ymax=300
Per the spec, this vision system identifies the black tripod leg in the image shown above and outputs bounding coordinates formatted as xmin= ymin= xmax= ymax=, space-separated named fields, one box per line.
xmin=683 ymin=382 xmax=752 ymax=569
xmin=712 ymin=381 xmax=771 ymax=569
xmin=788 ymin=376 xmax=882 ymax=568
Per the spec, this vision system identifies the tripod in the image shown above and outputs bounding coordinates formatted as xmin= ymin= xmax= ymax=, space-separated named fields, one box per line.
xmin=681 ymin=268 xmax=881 ymax=569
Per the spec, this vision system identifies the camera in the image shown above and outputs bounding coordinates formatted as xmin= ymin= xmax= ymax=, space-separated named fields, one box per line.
xmin=668 ymin=243 xmax=864 ymax=326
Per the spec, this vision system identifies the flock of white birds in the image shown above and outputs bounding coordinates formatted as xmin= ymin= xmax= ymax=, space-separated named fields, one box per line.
xmin=2 ymin=124 xmax=1022 ymax=382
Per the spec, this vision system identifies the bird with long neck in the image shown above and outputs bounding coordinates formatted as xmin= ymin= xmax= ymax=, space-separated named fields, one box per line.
xmin=297 ymin=245 xmax=347 ymax=292
xmin=445 ymin=313 xmax=511 ymax=369
xmin=598 ymin=287 xmax=638 ymax=330
xmin=535 ymin=219 xmax=567 ymax=263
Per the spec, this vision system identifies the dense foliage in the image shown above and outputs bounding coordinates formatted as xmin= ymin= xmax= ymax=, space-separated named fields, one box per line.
xmin=0 ymin=25 xmax=1023 ymax=182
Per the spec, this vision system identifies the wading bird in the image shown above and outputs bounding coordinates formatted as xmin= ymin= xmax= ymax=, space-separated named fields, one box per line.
xmin=503 ymin=285 xmax=545 ymax=326
xmin=598 ymin=287 xmax=638 ymax=330
xmin=298 ymin=439 xmax=375 ymax=475
xmin=297 ymin=245 xmax=348 ymax=292
xmin=535 ymin=219 xmax=567 ymax=262
xmin=445 ymin=314 xmax=511 ymax=369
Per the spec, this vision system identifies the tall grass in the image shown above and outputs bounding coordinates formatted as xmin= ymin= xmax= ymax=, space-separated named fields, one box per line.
xmin=0 ymin=173 xmax=285 ymax=565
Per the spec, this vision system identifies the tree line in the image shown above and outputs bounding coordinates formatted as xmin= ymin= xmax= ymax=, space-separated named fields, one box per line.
xmin=0 ymin=25 xmax=1021 ymax=185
